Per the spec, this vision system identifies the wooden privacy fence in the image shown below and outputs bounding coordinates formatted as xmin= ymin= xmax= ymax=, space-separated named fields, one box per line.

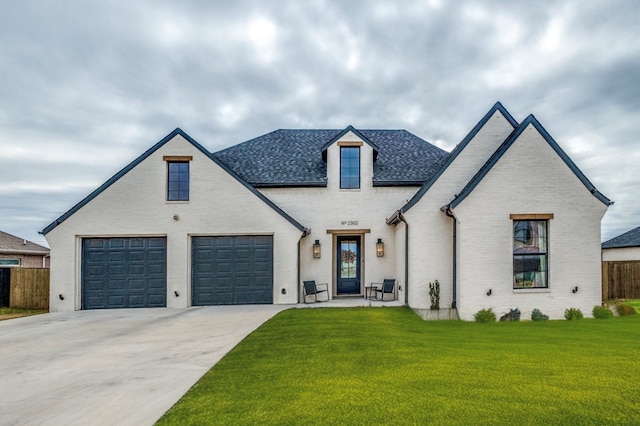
xmin=602 ymin=261 xmax=640 ymax=300
xmin=10 ymin=268 xmax=50 ymax=310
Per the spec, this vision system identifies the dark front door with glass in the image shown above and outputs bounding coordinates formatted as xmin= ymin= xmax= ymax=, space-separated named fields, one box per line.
xmin=337 ymin=236 xmax=361 ymax=294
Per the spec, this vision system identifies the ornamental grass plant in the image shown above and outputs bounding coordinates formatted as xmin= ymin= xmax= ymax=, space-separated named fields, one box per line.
xmin=158 ymin=307 xmax=640 ymax=425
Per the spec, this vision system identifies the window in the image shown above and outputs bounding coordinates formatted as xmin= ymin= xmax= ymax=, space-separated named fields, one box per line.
xmin=513 ymin=220 xmax=548 ymax=288
xmin=167 ymin=161 xmax=190 ymax=201
xmin=340 ymin=147 xmax=360 ymax=189
xmin=0 ymin=258 xmax=20 ymax=266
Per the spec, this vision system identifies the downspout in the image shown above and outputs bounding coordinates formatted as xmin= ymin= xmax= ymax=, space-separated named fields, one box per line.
xmin=443 ymin=207 xmax=457 ymax=310
xmin=397 ymin=212 xmax=410 ymax=307
xmin=298 ymin=229 xmax=311 ymax=304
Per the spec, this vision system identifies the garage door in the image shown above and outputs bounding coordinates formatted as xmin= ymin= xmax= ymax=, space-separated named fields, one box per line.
xmin=82 ymin=237 xmax=167 ymax=309
xmin=192 ymin=236 xmax=273 ymax=305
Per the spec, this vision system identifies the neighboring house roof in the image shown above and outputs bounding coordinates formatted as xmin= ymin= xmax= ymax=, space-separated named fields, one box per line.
xmin=447 ymin=114 xmax=612 ymax=209
xmin=400 ymin=102 xmax=518 ymax=213
xmin=42 ymin=128 xmax=308 ymax=235
xmin=602 ymin=226 xmax=640 ymax=249
xmin=0 ymin=230 xmax=50 ymax=255
xmin=214 ymin=127 xmax=449 ymax=187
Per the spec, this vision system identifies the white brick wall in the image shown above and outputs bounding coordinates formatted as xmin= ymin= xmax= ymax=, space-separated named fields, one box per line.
xmin=261 ymin=132 xmax=418 ymax=297
xmin=453 ymin=125 xmax=608 ymax=320
xmin=46 ymin=135 xmax=303 ymax=311
xmin=401 ymin=110 xmax=517 ymax=310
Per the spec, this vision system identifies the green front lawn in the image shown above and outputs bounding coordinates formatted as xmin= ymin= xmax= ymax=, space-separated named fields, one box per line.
xmin=158 ymin=307 xmax=640 ymax=425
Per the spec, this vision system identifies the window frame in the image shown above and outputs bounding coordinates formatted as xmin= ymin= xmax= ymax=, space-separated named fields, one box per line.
xmin=511 ymin=214 xmax=553 ymax=290
xmin=0 ymin=258 xmax=20 ymax=267
xmin=339 ymin=146 xmax=360 ymax=189
xmin=164 ymin=156 xmax=192 ymax=202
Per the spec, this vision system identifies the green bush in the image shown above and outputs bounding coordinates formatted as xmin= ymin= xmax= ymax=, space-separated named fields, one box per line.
xmin=564 ymin=307 xmax=584 ymax=320
xmin=474 ymin=308 xmax=496 ymax=323
xmin=531 ymin=308 xmax=549 ymax=321
xmin=592 ymin=306 xmax=613 ymax=319
xmin=616 ymin=304 xmax=637 ymax=316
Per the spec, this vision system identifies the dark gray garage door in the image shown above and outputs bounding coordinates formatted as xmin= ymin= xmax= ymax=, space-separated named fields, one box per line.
xmin=192 ymin=235 xmax=273 ymax=305
xmin=82 ymin=237 xmax=167 ymax=309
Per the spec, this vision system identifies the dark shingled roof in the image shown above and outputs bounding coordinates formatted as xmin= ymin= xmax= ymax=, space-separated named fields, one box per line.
xmin=213 ymin=128 xmax=449 ymax=187
xmin=602 ymin=226 xmax=640 ymax=249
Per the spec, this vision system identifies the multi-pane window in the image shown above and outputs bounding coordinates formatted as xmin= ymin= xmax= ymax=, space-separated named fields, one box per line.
xmin=340 ymin=147 xmax=360 ymax=189
xmin=513 ymin=220 xmax=548 ymax=288
xmin=167 ymin=162 xmax=189 ymax=201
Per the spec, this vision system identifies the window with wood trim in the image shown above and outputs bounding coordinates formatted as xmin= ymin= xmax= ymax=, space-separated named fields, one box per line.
xmin=513 ymin=220 xmax=548 ymax=288
xmin=340 ymin=146 xmax=360 ymax=189
xmin=167 ymin=161 xmax=190 ymax=201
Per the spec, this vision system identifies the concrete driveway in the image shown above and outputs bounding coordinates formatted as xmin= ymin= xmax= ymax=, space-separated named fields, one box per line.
xmin=0 ymin=305 xmax=288 ymax=426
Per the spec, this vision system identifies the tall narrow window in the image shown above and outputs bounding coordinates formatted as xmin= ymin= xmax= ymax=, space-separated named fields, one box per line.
xmin=340 ymin=147 xmax=360 ymax=189
xmin=167 ymin=161 xmax=190 ymax=201
xmin=513 ymin=220 xmax=548 ymax=288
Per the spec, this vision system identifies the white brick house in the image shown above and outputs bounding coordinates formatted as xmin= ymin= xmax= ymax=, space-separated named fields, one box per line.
xmin=42 ymin=102 xmax=611 ymax=319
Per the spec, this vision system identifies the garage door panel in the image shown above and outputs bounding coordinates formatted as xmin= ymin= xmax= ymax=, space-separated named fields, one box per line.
xmin=192 ymin=236 xmax=273 ymax=305
xmin=82 ymin=237 xmax=167 ymax=309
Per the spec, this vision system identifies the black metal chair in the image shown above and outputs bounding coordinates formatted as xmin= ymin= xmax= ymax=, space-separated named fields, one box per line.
xmin=303 ymin=280 xmax=329 ymax=303
xmin=374 ymin=279 xmax=396 ymax=301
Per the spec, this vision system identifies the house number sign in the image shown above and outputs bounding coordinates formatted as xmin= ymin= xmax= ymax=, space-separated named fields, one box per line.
xmin=341 ymin=220 xmax=359 ymax=226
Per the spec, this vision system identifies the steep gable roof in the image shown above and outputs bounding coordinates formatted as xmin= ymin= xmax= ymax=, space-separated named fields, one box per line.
xmin=0 ymin=230 xmax=49 ymax=254
xmin=447 ymin=114 xmax=612 ymax=209
xmin=214 ymin=128 xmax=448 ymax=187
xmin=602 ymin=226 xmax=640 ymax=249
xmin=400 ymin=102 xmax=518 ymax=213
xmin=42 ymin=128 xmax=307 ymax=235
xmin=320 ymin=125 xmax=380 ymax=160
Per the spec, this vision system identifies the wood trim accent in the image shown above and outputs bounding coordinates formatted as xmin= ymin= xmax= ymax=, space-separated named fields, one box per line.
xmin=326 ymin=229 xmax=371 ymax=235
xmin=337 ymin=141 xmax=363 ymax=147
xmin=510 ymin=213 xmax=554 ymax=220
xmin=163 ymin=155 xmax=193 ymax=162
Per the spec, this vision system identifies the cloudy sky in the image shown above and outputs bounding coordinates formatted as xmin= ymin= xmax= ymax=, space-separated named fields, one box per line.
xmin=1 ymin=0 xmax=639 ymax=247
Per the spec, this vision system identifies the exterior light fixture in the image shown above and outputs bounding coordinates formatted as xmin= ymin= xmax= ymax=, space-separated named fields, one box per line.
xmin=376 ymin=238 xmax=384 ymax=257
xmin=313 ymin=240 xmax=321 ymax=258
xmin=572 ymin=286 xmax=579 ymax=293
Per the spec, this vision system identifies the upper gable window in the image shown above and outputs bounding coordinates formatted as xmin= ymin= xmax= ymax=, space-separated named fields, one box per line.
xmin=340 ymin=147 xmax=360 ymax=189
xmin=164 ymin=156 xmax=192 ymax=201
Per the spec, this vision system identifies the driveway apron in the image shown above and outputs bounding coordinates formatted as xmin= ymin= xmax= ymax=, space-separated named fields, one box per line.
xmin=0 ymin=305 xmax=287 ymax=426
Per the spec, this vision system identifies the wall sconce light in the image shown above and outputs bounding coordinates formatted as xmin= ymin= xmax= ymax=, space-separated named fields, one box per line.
xmin=572 ymin=286 xmax=579 ymax=293
xmin=59 ymin=294 xmax=65 ymax=301
xmin=486 ymin=289 xmax=492 ymax=296
xmin=174 ymin=291 xmax=179 ymax=297
xmin=376 ymin=238 xmax=384 ymax=257
xmin=312 ymin=240 xmax=321 ymax=258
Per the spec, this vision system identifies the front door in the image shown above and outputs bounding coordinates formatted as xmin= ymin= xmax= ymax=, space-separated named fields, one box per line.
xmin=337 ymin=236 xmax=361 ymax=294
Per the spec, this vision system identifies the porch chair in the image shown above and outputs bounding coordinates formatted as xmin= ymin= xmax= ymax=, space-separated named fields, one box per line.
xmin=374 ymin=279 xmax=396 ymax=301
xmin=303 ymin=280 xmax=329 ymax=303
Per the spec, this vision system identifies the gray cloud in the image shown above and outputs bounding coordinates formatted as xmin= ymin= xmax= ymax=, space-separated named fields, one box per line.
xmin=1 ymin=0 xmax=639 ymax=246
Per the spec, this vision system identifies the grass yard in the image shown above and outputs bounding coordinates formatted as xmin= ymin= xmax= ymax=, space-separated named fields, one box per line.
xmin=158 ymin=307 xmax=640 ymax=425
xmin=0 ymin=307 xmax=47 ymax=321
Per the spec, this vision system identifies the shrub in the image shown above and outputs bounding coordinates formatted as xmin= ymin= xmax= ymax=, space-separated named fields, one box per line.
xmin=428 ymin=280 xmax=440 ymax=310
xmin=564 ymin=307 xmax=584 ymax=320
xmin=593 ymin=305 xmax=613 ymax=319
xmin=531 ymin=308 xmax=549 ymax=321
xmin=616 ymin=304 xmax=637 ymax=316
xmin=474 ymin=308 xmax=496 ymax=323
xmin=499 ymin=308 xmax=521 ymax=321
